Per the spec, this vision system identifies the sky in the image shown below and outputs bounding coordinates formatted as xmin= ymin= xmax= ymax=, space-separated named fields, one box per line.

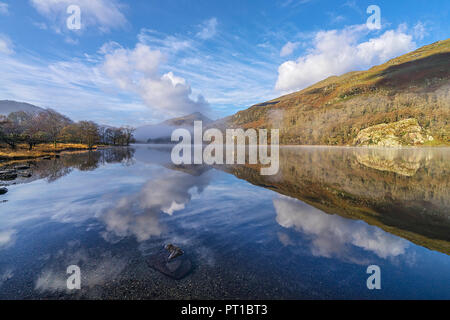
xmin=0 ymin=0 xmax=448 ymax=126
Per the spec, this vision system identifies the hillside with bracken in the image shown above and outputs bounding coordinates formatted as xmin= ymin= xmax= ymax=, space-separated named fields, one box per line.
xmin=214 ymin=39 xmax=450 ymax=146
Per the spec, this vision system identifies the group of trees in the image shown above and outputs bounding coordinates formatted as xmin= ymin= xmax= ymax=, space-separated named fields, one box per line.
xmin=0 ymin=109 xmax=135 ymax=150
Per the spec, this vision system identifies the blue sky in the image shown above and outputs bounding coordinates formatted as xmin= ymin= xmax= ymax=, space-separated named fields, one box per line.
xmin=0 ymin=0 xmax=448 ymax=126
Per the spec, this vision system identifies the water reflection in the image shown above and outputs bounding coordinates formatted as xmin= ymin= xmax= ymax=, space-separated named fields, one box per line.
xmin=0 ymin=147 xmax=135 ymax=186
xmin=0 ymin=229 xmax=16 ymax=249
xmin=220 ymin=147 xmax=450 ymax=254
xmin=274 ymin=196 xmax=409 ymax=263
xmin=35 ymin=244 xmax=128 ymax=297
xmin=0 ymin=145 xmax=449 ymax=299
xmin=101 ymin=170 xmax=211 ymax=242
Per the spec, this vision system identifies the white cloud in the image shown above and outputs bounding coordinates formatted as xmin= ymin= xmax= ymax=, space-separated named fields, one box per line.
xmin=275 ymin=25 xmax=416 ymax=93
xmin=102 ymin=43 xmax=210 ymax=117
xmin=138 ymin=29 xmax=193 ymax=53
xmin=280 ymin=41 xmax=299 ymax=57
xmin=0 ymin=46 xmax=152 ymax=126
xmin=33 ymin=21 xmax=48 ymax=30
xmin=196 ymin=17 xmax=218 ymax=40
xmin=0 ymin=19 xmax=277 ymax=123
xmin=280 ymin=0 xmax=313 ymax=8
xmin=0 ymin=34 xmax=13 ymax=55
xmin=137 ymin=27 xmax=278 ymax=113
xmin=30 ymin=0 xmax=127 ymax=32
xmin=413 ymin=22 xmax=428 ymax=40
xmin=0 ymin=2 xmax=8 ymax=15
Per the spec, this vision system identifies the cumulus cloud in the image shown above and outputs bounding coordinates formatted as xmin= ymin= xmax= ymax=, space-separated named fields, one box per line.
xmin=274 ymin=196 xmax=409 ymax=261
xmin=196 ymin=17 xmax=218 ymax=40
xmin=0 ymin=34 xmax=13 ymax=55
xmin=0 ymin=2 xmax=8 ymax=15
xmin=275 ymin=25 xmax=416 ymax=93
xmin=280 ymin=41 xmax=299 ymax=57
xmin=30 ymin=0 xmax=127 ymax=32
xmin=102 ymin=43 xmax=210 ymax=117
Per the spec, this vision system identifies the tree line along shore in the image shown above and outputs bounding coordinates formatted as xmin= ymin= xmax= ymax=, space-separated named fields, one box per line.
xmin=0 ymin=109 xmax=135 ymax=161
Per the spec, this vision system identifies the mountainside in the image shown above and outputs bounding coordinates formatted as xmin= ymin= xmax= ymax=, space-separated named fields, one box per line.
xmin=215 ymin=39 xmax=450 ymax=146
xmin=134 ymin=112 xmax=212 ymax=143
xmin=0 ymin=100 xmax=45 ymax=116
xmin=161 ymin=112 xmax=212 ymax=127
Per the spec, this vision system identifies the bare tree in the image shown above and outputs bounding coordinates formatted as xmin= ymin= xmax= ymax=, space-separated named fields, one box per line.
xmin=37 ymin=109 xmax=72 ymax=147
xmin=121 ymin=126 xmax=135 ymax=146
xmin=0 ymin=112 xmax=27 ymax=149
xmin=78 ymin=121 xmax=100 ymax=149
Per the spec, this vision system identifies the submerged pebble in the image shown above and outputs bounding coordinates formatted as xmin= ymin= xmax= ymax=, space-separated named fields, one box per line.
xmin=0 ymin=170 xmax=17 ymax=181
xmin=15 ymin=165 xmax=30 ymax=170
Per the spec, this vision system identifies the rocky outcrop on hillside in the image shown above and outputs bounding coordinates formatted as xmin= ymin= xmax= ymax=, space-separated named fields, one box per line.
xmin=353 ymin=118 xmax=434 ymax=147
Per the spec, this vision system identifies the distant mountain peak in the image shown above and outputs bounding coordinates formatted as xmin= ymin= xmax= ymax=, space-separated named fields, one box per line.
xmin=0 ymin=100 xmax=45 ymax=116
xmin=162 ymin=112 xmax=212 ymax=126
xmin=134 ymin=112 xmax=213 ymax=143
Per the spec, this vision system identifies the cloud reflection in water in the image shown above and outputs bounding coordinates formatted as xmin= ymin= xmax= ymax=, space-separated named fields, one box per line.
xmin=274 ymin=196 xmax=409 ymax=263
xmin=101 ymin=170 xmax=211 ymax=242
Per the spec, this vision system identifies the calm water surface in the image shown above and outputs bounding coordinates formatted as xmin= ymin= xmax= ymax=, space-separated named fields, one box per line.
xmin=0 ymin=145 xmax=449 ymax=299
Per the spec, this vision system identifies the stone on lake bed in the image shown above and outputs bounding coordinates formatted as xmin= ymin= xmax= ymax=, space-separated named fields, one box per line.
xmin=20 ymin=172 xmax=32 ymax=178
xmin=0 ymin=187 xmax=8 ymax=195
xmin=165 ymin=243 xmax=184 ymax=260
xmin=146 ymin=247 xmax=192 ymax=280
xmin=0 ymin=170 xmax=17 ymax=181
xmin=15 ymin=165 xmax=30 ymax=170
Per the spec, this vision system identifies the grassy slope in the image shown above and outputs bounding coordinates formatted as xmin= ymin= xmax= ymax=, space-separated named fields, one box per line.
xmin=217 ymin=39 xmax=450 ymax=145
xmin=0 ymin=143 xmax=95 ymax=161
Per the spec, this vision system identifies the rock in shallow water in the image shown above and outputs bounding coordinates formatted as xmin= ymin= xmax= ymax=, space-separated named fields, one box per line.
xmin=165 ymin=243 xmax=184 ymax=260
xmin=146 ymin=248 xmax=192 ymax=280
xmin=0 ymin=170 xmax=17 ymax=181
xmin=15 ymin=165 xmax=30 ymax=170
xmin=19 ymin=171 xmax=32 ymax=178
xmin=0 ymin=187 xmax=8 ymax=195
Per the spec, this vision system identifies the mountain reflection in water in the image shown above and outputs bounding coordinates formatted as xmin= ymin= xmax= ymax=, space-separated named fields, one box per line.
xmin=220 ymin=146 xmax=450 ymax=255
xmin=0 ymin=145 xmax=448 ymax=299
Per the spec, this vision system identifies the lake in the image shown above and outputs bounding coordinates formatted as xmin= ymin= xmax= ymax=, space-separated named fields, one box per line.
xmin=0 ymin=145 xmax=449 ymax=299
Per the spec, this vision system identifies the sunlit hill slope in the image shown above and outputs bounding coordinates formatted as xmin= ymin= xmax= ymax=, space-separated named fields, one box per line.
xmin=216 ymin=39 xmax=450 ymax=146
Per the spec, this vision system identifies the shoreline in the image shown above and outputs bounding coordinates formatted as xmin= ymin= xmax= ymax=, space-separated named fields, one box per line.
xmin=133 ymin=142 xmax=450 ymax=148
xmin=0 ymin=144 xmax=99 ymax=163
